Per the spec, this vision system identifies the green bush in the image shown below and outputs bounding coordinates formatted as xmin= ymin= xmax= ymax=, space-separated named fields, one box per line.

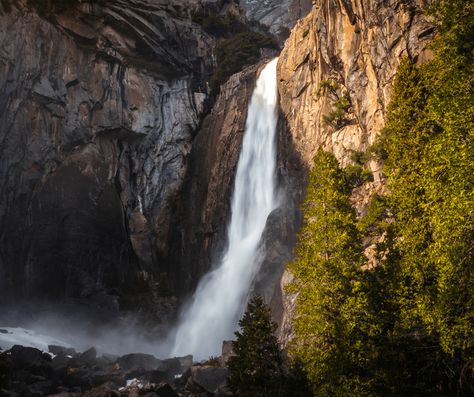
xmin=350 ymin=150 xmax=369 ymax=165
xmin=316 ymin=79 xmax=338 ymax=96
xmin=366 ymin=128 xmax=389 ymax=160
xmin=323 ymin=92 xmax=351 ymax=128
xmin=358 ymin=194 xmax=388 ymax=234
xmin=192 ymin=12 xmax=246 ymax=37
xmin=344 ymin=164 xmax=373 ymax=188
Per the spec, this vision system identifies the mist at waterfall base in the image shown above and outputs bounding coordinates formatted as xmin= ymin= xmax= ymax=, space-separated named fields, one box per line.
xmin=165 ymin=58 xmax=280 ymax=360
xmin=0 ymin=301 xmax=172 ymax=356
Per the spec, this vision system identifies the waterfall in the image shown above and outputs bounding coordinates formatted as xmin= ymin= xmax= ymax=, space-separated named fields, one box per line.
xmin=170 ymin=58 xmax=279 ymax=360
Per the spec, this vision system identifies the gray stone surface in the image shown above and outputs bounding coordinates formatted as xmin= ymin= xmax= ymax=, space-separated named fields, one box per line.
xmin=0 ymin=0 xmax=215 ymax=309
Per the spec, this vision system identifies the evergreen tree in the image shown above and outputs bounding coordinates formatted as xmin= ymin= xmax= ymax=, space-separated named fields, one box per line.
xmin=287 ymin=150 xmax=379 ymax=396
xmin=227 ymin=296 xmax=287 ymax=397
xmin=380 ymin=1 xmax=474 ymax=390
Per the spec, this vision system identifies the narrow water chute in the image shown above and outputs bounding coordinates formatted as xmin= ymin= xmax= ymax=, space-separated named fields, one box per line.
xmin=170 ymin=58 xmax=279 ymax=360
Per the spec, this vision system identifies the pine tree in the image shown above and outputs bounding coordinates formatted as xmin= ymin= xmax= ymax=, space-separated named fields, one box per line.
xmin=287 ymin=150 xmax=378 ymax=396
xmin=366 ymin=0 xmax=474 ymax=392
xmin=227 ymin=296 xmax=287 ymax=397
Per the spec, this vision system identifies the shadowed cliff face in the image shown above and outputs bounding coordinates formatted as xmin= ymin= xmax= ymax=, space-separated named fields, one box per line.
xmin=276 ymin=0 xmax=435 ymax=343
xmin=0 ymin=0 xmax=215 ymax=309
xmin=167 ymin=62 xmax=263 ymax=296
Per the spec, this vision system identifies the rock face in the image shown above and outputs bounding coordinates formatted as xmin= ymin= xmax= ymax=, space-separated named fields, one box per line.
xmin=0 ymin=0 xmax=215 ymax=308
xmin=275 ymin=0 xmax=435 ymax=343
xmin=240 ymin=0 xmax=313 ymax=40
xmin=0 ymin=0 xmax=292 ymax=329
xmin=278 ymin=0 xmax=434 ymax=170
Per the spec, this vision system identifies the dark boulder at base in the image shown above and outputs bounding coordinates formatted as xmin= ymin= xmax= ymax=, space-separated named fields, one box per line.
xmin=185 ymin=365 xmax=229 ymax=395
xmin=116 ymin=353 xmax=162 ymax=372
xmin=0 ymin=343 xmax=230 ymax=396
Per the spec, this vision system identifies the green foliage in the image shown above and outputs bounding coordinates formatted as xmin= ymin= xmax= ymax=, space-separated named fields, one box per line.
xmin=323 ymin=92 xmax=351 ymax=128
xmin=428 ymin=0 xmax=474 ymax=63
xmin=287 ymin=150 xmax=381 ymax=396
xmin=317 ymin=79 xmax=338 ymax=96
xmin=358 ymin=194 xmax=388 ymax=235
xmin=366 ymin=129 xmax=389 ymax=161
xmin=210 ymin=32 xmax=278 ymax=94
xmin=350 ymin=150 xmax=369 ymax=165
xmin=344 ymin=164 xmax=374 ymax=188
xmin=192 ymin=12 xmax=246 ymax=37
xmin=227 ymin=296 xmax=287 ymax=397
xmin=379 ymin=11 xmax=474 ymax=385
xmin=287 ymin=1 xmax=474 ymax=394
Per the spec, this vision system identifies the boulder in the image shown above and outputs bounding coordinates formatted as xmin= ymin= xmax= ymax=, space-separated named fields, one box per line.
xmin=8 ymin=345 xmax=52 ymax=367
xmin=116 ymin=353 xmax=162 ymax=372
xmin=188 ymin=365 xmax=228 ymax=394
xmin=48 ymin=345 xmax=77 ymax=357
xmin=69 ymin=347 xmax=97 ymax=368
xmin=154 ymin=382 xmax=179 ymax=397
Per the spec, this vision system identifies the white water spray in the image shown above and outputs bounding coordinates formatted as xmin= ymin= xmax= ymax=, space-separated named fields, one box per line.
xmin=169 ymin=58 xmax=279 ymax=360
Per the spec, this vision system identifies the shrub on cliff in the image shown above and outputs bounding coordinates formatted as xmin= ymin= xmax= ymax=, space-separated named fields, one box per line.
xmin=192 ymin=12 xmax=246 ymax=37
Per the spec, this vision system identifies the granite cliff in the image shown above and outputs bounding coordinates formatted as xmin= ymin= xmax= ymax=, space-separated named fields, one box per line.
xmin=0 ymin=0 xmax=216 ymax=313
xmin=0 ymin=0 xmax=296 ymax=323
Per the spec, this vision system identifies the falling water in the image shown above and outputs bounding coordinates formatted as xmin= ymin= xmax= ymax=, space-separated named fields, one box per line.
xmin=169 ymin=58 xmax=279 ymax=360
